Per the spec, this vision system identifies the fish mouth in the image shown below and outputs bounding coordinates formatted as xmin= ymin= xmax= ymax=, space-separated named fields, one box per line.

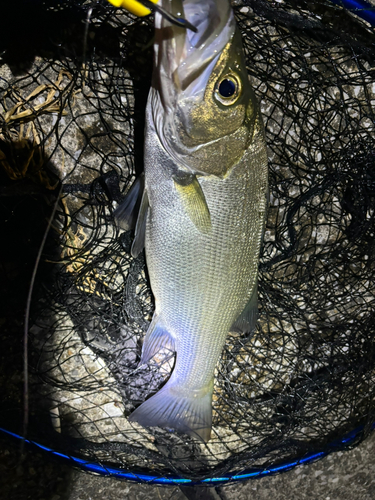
xmin=155 ymin=0 xmax=235 ymax=100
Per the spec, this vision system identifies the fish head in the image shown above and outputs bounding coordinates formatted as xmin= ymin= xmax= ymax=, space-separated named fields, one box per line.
xmin=151 ymin=0 xmax=261 ymax=177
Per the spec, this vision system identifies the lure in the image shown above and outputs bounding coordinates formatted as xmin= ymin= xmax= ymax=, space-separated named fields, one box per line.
xmin=107 ymin=0 xmax=197 ymax=31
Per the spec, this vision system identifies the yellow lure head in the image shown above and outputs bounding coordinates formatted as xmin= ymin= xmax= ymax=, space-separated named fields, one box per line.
xmin=107 ymin=0 xmax=158 ymax=17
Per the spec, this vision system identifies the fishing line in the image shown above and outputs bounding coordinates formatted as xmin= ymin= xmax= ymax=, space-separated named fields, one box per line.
xmin=82 ymin=6 xmax=94 ymax=85
xmin=22 ymin=185 xmax=62 ymax=448
xmin=137 ymin=0 xmax=198 ymax=31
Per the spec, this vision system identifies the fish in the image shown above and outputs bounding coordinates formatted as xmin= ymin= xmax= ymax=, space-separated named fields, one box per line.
xmin=116 ymin=0 xmax=268 ymax=442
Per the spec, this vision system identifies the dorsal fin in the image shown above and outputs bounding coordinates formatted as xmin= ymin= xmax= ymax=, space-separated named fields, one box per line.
xmin=113 ymin=174 xmax=144 ymax=231
xmin=131 ymin=186 xmax=149 ymax=258
xmin=141 ymin=313 xmax=175 ymax=364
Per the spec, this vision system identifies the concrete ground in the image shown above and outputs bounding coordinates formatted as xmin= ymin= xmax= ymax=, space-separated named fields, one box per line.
xmin=1 ymin=429 xmax=374 ymax=500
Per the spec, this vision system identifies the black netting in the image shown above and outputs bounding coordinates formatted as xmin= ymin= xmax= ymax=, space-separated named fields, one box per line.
xmin=1 ymin=0 xmax=375 ymax=484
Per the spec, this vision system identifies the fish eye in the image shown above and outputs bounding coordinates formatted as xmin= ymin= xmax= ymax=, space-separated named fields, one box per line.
xmin=215 ymin=75 xmax=241 ymax=106
xmin=219 ymin=79 xmax=236 ymax=97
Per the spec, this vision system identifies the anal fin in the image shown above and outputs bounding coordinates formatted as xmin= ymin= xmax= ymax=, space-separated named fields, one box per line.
xmin=231 ymin=280 xmax=259 ymax=335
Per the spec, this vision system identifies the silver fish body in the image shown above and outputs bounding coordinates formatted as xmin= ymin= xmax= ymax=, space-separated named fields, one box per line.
xmin=126 ymin=0 xmax=268 ymax=442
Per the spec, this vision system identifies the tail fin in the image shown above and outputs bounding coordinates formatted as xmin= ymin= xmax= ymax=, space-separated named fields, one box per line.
xmin=128 ymin=380 xmax=213 ymax=442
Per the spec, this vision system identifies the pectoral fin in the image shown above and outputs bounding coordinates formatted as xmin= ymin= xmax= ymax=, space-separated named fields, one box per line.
xmin=231 ymin=280 xmax=259 ymax=335
xmin=173 ymin=173 xmax=211 ymax=234
xmin=113 ymin=174 xmax=144 ymax=231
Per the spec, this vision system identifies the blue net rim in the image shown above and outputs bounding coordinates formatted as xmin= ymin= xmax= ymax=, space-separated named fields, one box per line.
xmin=1 ymin=423 xmax=374 ymax=486
xmin=328 ymin=0 xmax=375 ymax=25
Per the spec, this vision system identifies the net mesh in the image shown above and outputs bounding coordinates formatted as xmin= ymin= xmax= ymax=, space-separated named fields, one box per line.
xmin=0 ymin=0 xmax=374 ymax=483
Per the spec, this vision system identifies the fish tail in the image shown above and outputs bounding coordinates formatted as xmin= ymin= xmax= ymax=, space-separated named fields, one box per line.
xmin=128 ymin=378 xmax=214 ymax=442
